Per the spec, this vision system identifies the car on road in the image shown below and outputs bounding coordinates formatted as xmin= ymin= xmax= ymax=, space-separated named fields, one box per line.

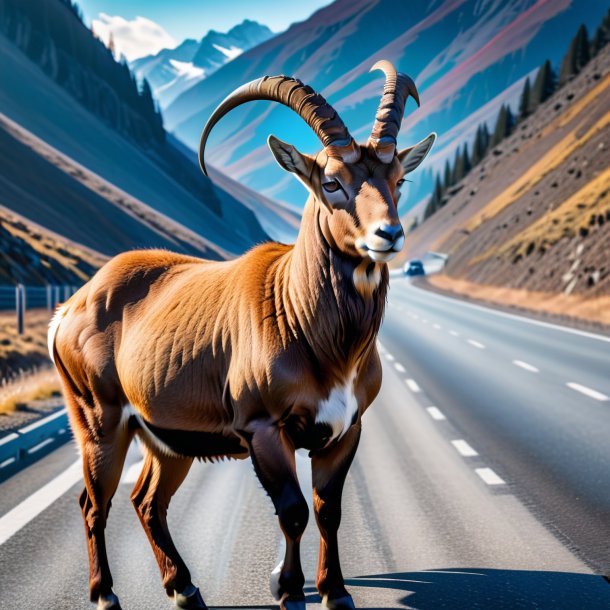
xmin=404 ymin=259 xmax=425 ymax=276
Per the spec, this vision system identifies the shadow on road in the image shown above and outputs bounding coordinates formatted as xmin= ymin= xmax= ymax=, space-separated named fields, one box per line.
xmin=313 ymin=568 xmax=610 ymax=609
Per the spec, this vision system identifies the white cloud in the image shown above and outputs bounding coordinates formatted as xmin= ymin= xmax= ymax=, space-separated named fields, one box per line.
xmin=92 ymin=14 xmax=176 ymax=61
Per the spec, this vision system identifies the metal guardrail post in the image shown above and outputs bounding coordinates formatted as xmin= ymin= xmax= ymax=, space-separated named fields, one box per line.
xmin=62 ymin=285 xmax=70 ymax=301
xmin=16 ymin=284 xmax=25 ymax=335
xmin=46 ymin=285 xmax=53 ymax=311
xmin=53 ymin=285 xmax=60 ymax=308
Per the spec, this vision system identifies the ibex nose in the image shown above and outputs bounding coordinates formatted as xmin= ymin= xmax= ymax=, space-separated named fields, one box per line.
xmin=374 ymin=223 xmax=404 ymax=243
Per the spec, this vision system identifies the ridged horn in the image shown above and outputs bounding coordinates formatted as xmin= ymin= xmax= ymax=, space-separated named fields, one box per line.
xmin=368 ymin=60 xmax=420 ymax=163
xmin=199 ymin=75 xmax=357 ymax=176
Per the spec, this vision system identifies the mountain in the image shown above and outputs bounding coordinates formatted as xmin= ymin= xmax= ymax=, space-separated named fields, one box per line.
xmin=399 ymin=43 xmax=610 ymax=327
xmin=164 ymin=0 xmax=609 ymax=214
xmin=131 ymin=20 xmax=274 ymax=110
xmin=0 ymin=0 xmax=270 ymax=268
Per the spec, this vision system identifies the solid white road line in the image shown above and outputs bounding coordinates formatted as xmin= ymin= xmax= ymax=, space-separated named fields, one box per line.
xmin=513 ymin=360 xmax=539 ymax=373
xmin=449 ymin=330 xmax=460 ymax=337
xmin=405 ymin=379 xmax=421 ymax=393
xmin=426 ymin=407 xmax=446 ymax=421
xmin=0 ymin=460 xmax=82 ymax=546
xmin=467 ymin=339 xmax=485 ymax=349
xmin=408 ymin=282 xmax=610 ymax=344
xmin=394 ymin=362 xmax=406 ymax=373
xmin=476 ymin=467 xmax=506 ymax=485
xmin=451 ymin=439 xmax=479 ymax=457
xmin=566 ymin=382 xmax=609 ymax=402
xmin=385 ymin=353 xmax=395 ymax=362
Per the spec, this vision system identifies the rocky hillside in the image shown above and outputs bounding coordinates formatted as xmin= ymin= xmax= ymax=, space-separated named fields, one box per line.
xmin=0 ymin=205 xmax=104 ymax=286
xmin=402 ymin=45 xmax=610 ymax=328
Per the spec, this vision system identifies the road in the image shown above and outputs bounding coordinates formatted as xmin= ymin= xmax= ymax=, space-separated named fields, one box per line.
xmin=1 ymin=280 xmax=609 ymax=609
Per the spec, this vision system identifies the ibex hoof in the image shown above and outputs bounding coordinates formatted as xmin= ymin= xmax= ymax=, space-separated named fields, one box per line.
xmin=174 ymin=585 xmax=208 ymax=609
xmin=270 ymin=560 xmax=284 ymax=600
xmin=96 ymin=592 xmax=122 ymax=610
xmin=279 ymin=593 xmax=306 ymax=610
xmin=322 ymin=593 xmax=356 ymax=609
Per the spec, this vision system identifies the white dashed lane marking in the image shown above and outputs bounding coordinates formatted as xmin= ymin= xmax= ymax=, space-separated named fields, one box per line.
xmin=405 ymin=379 xmax=421 ymax=393
xmin=394 ymin=362 xmax=406 ymax=373
xmin=426 ymin=407 xmax=446 ymax=421
xmin=467 ymin=339 xmax=485 ymax=349
xmin=449 ymin=330 xmax=460 ymax=337
xmin=476 ymin=468 xmax=506 ymax=486
xmin=385 ymin=353 xmax=395 ymax=362
xmin=512 ymin=360 xmax=539 ymax=373
xmin=451 ymin=439 xmax=479 ymax=457
xmin=432 ymin=323 xmax=442 ymax=330
xmin=566 ymin=382 xmax=609 ymax=402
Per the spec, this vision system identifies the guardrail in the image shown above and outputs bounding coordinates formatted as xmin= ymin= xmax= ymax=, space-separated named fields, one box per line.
xmin=0 ymin=284 xmax=80 ymax=334
xmin=0 ymin=408 xmax=70 ymax=479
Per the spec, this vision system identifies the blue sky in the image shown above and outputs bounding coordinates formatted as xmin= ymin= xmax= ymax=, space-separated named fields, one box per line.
xmin=78 ymin=0 xmax=332 ymax=42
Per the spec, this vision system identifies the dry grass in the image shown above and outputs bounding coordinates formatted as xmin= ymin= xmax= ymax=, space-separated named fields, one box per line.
xmin=0 ymin=308 xmax=53 ymax=379
xmin=463 ymin=105 xmax=610 ymax=235
xmin=0 ymin=366 xmax=61 ymax=415
xmin=428 ymin=274 xmax=610 ymax=327
xmin=473 ymin=166 xmax=610 ymax=264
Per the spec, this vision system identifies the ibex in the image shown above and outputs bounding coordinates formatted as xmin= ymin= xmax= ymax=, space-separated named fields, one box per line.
xmin=49 ymin=61 xmax=435 ymax=610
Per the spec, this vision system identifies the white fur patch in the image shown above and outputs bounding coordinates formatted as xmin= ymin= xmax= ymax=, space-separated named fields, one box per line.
xmin=47 ymin=305 xmax=67 ymax=362
xmin=122 ymin=404 xmax=180 ymax=458
xmin=315 ymin=371 xmax=358 ymax=441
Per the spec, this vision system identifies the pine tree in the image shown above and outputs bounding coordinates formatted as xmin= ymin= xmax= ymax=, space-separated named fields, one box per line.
xmin=461 ymin=142 xmax=471 ymax=177
xmin=559 ymin=25 xmax=589 ymax=85
xmin=518 ymin=77 xmax=531 ymax=120
xmin=443 ymin=159 xmax=452 ymax=192
xmin=452 ymin=145 xmax=464 ymax=183
xmin=491 ymin=105 xmax=507 ymax=147
xmin=530 ymin=60 xmax=555 ymax=111
xmin=574 ymin=24 xmax=590 ymax=70
xmin=591 ymin=9 xmax=610 ymax=55
xmin=471 ymin=126 xmax=482 ymax=166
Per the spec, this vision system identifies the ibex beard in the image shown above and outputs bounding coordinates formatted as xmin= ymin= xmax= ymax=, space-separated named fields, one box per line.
xmin=49 ymin=60 xmax=435 ymax=610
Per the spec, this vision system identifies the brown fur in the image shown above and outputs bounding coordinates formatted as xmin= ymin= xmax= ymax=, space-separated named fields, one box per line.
xmin=51 ymin=118 xmax=432 ymax=607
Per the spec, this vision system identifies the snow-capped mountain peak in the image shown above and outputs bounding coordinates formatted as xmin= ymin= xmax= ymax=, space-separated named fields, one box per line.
xmin=130 ymin=20 xmax=273 ymax=109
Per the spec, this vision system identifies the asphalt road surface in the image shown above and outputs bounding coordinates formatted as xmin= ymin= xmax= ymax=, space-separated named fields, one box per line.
xmin=1 ymin=280 xmax=609 ymax=609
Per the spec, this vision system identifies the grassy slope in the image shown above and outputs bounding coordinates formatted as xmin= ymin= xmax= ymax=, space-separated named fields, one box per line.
xmin=400 ymin=46 xmax=610 ymax=328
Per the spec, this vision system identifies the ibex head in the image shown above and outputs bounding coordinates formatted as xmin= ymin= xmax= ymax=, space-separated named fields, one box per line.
xmin=199 ymin=61 xmax=435 ymax=263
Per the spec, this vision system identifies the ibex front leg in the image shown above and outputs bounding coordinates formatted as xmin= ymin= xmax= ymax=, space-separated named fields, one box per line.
xmin=312 ymin=425 xmax=361 ymax=610
xmin=247 ymin=422 xmax=308 ymax=610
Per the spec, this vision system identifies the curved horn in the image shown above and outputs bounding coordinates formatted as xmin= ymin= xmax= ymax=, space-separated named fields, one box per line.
xmin=368 ymin=60 xmax=420 ymax=163
xmin=199 ymin=75 xmax=357 ymax=176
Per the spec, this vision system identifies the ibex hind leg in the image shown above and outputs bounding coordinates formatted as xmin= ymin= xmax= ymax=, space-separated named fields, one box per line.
xmin=130 ymin=446 xmax=207 ymax=609
xmin=65 ymin=391 xmax=134 ymax=610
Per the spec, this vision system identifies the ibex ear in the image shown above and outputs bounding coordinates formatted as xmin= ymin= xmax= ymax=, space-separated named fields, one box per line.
xmin=397 ymin=132 xmax=436 ymax=174
xmin=268 ymin=135 xmax=313 ymax=180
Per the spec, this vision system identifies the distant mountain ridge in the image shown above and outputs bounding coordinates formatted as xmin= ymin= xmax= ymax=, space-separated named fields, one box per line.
xmin=162 ymin=0 xmax=609 ymax=214
xmin=131 ymin=20 xmax=274 ymax=109
xmin=0 ymin=0 xmax=271 ymax=269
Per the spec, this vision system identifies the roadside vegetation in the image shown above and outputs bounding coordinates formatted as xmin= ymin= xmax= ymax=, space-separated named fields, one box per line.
xmin=0 ymin=366 xmax=60 ymax=415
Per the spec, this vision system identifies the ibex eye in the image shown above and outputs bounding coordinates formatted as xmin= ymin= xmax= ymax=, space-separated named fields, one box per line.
xmin=397 ymin=178 xmax=406 ymax=186
xmin=322 ymin=180 xmax=340 ymax=193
